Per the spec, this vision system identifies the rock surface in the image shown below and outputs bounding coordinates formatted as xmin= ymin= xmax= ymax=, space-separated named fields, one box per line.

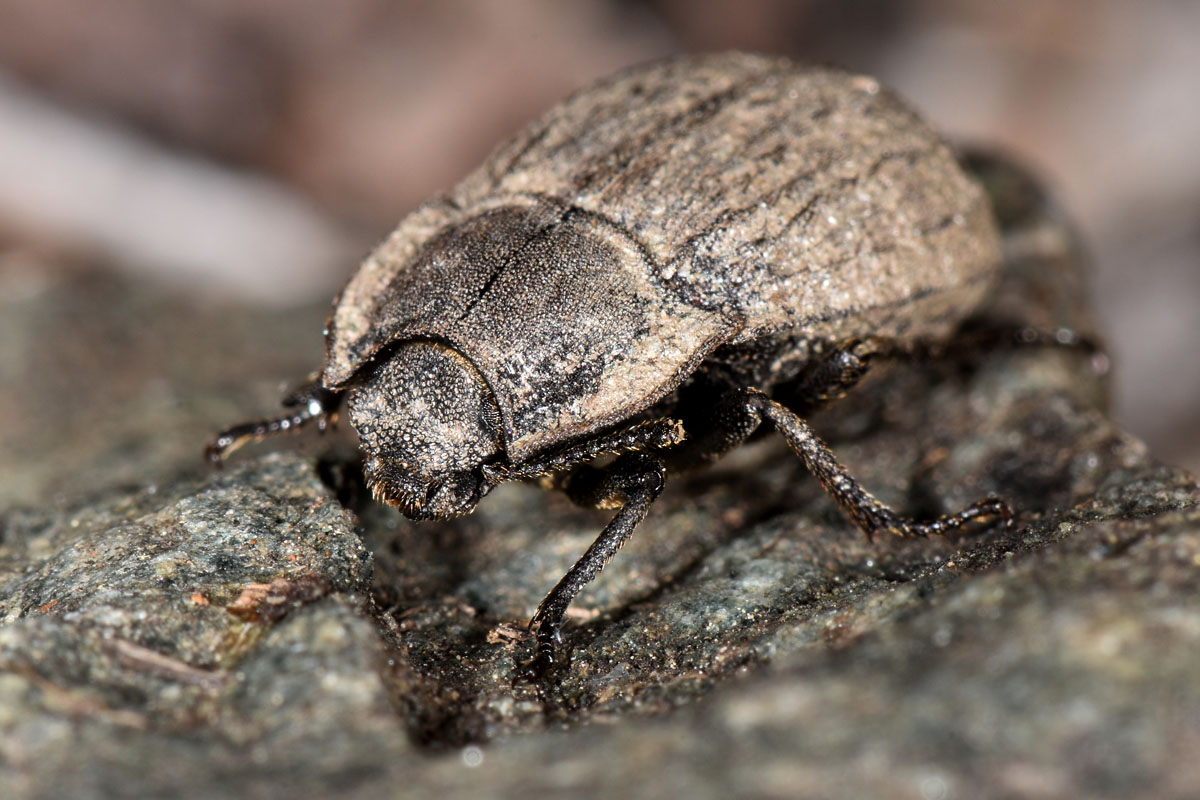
xmin=1 ymin=164 xmax=1197 ymax=798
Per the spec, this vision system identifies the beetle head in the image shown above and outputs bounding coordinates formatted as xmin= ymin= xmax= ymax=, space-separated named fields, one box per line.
xmin=347 ymin=342 xmax=503 ymax=520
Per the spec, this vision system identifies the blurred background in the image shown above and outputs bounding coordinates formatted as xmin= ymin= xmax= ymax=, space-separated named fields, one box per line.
xmin=1 ymin=0 xmax=1196 ymax=472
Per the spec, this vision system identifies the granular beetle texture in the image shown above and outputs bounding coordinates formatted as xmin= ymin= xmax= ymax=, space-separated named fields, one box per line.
xmin=208 ymin=51 xmax=1011 ymax=676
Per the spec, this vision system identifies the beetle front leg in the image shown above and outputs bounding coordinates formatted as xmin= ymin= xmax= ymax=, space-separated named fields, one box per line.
xmin=746 ymin=390 xmax=1011 ymax=538
xmin=520 ymin=452 xmax=666 ymax=680
xmin=489 ymin=417 xmax=684 ymax=486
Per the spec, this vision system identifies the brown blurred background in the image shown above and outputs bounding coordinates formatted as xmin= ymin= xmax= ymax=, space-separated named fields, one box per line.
xmin=1 ymin=0 xmax=1196 ymax=471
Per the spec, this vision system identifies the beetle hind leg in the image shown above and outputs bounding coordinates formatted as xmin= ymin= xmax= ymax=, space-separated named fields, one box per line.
xmin=205 ymin=381 xmax=341 ymax=465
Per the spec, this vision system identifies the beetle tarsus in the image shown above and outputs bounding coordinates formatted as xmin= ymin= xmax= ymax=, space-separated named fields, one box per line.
xmin=515 ymin=654 xmax=556 ymax=683
xmin=515 ymin=625 xmax=562 ymax=683
xmin=894 ymin=495 xmax=1013 ymax=538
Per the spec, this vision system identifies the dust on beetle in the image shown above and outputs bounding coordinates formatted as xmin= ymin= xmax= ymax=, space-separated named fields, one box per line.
xmin=208 ymin=52 xmax=1012 ymax=677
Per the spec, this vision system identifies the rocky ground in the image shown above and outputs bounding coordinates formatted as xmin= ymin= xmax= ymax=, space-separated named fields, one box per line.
xmin=1 ymin=165 xmax=1197 ymax=799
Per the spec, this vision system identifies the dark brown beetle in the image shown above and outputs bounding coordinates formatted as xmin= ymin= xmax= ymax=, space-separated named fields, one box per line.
xmin=209 ymin=52 xmax=1011 ymax=675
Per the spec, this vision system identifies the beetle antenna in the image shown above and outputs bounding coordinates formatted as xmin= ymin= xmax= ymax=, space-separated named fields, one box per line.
xmin=205 ymin=384 xmax=340 ymax=465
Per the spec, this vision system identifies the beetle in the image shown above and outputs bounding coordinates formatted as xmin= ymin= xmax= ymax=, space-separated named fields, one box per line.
xmin=208 ymin=52 xmax=1011 ymax=676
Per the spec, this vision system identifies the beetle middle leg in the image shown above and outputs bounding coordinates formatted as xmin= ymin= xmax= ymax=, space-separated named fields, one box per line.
xmin=747 ymin=337 xmax=1012 ymax=537
xmin=768 ymin=338 xmax=1014 ymax=536
xmin=687 ymin=335 xmax=1013 ymax=539
xmin=745 ymin=390 xmax=1010 ymax=538
xmin=521 ymin=451 xmax=667 ymax=679
xmin=677 ymin=380 xmax=1010 ymax=539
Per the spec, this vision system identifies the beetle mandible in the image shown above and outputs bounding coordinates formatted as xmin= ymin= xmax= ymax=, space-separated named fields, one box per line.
xmin=208 ymin=52 xmax=1011 ymax=676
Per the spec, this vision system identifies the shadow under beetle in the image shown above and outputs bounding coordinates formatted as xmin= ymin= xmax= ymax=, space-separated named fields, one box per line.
xmin=208 ymin=52 xmax=1013 ymax=677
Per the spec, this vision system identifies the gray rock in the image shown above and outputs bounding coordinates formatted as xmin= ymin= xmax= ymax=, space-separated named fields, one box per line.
xmin=1 ymin=161 xmax=1197 ymax=798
